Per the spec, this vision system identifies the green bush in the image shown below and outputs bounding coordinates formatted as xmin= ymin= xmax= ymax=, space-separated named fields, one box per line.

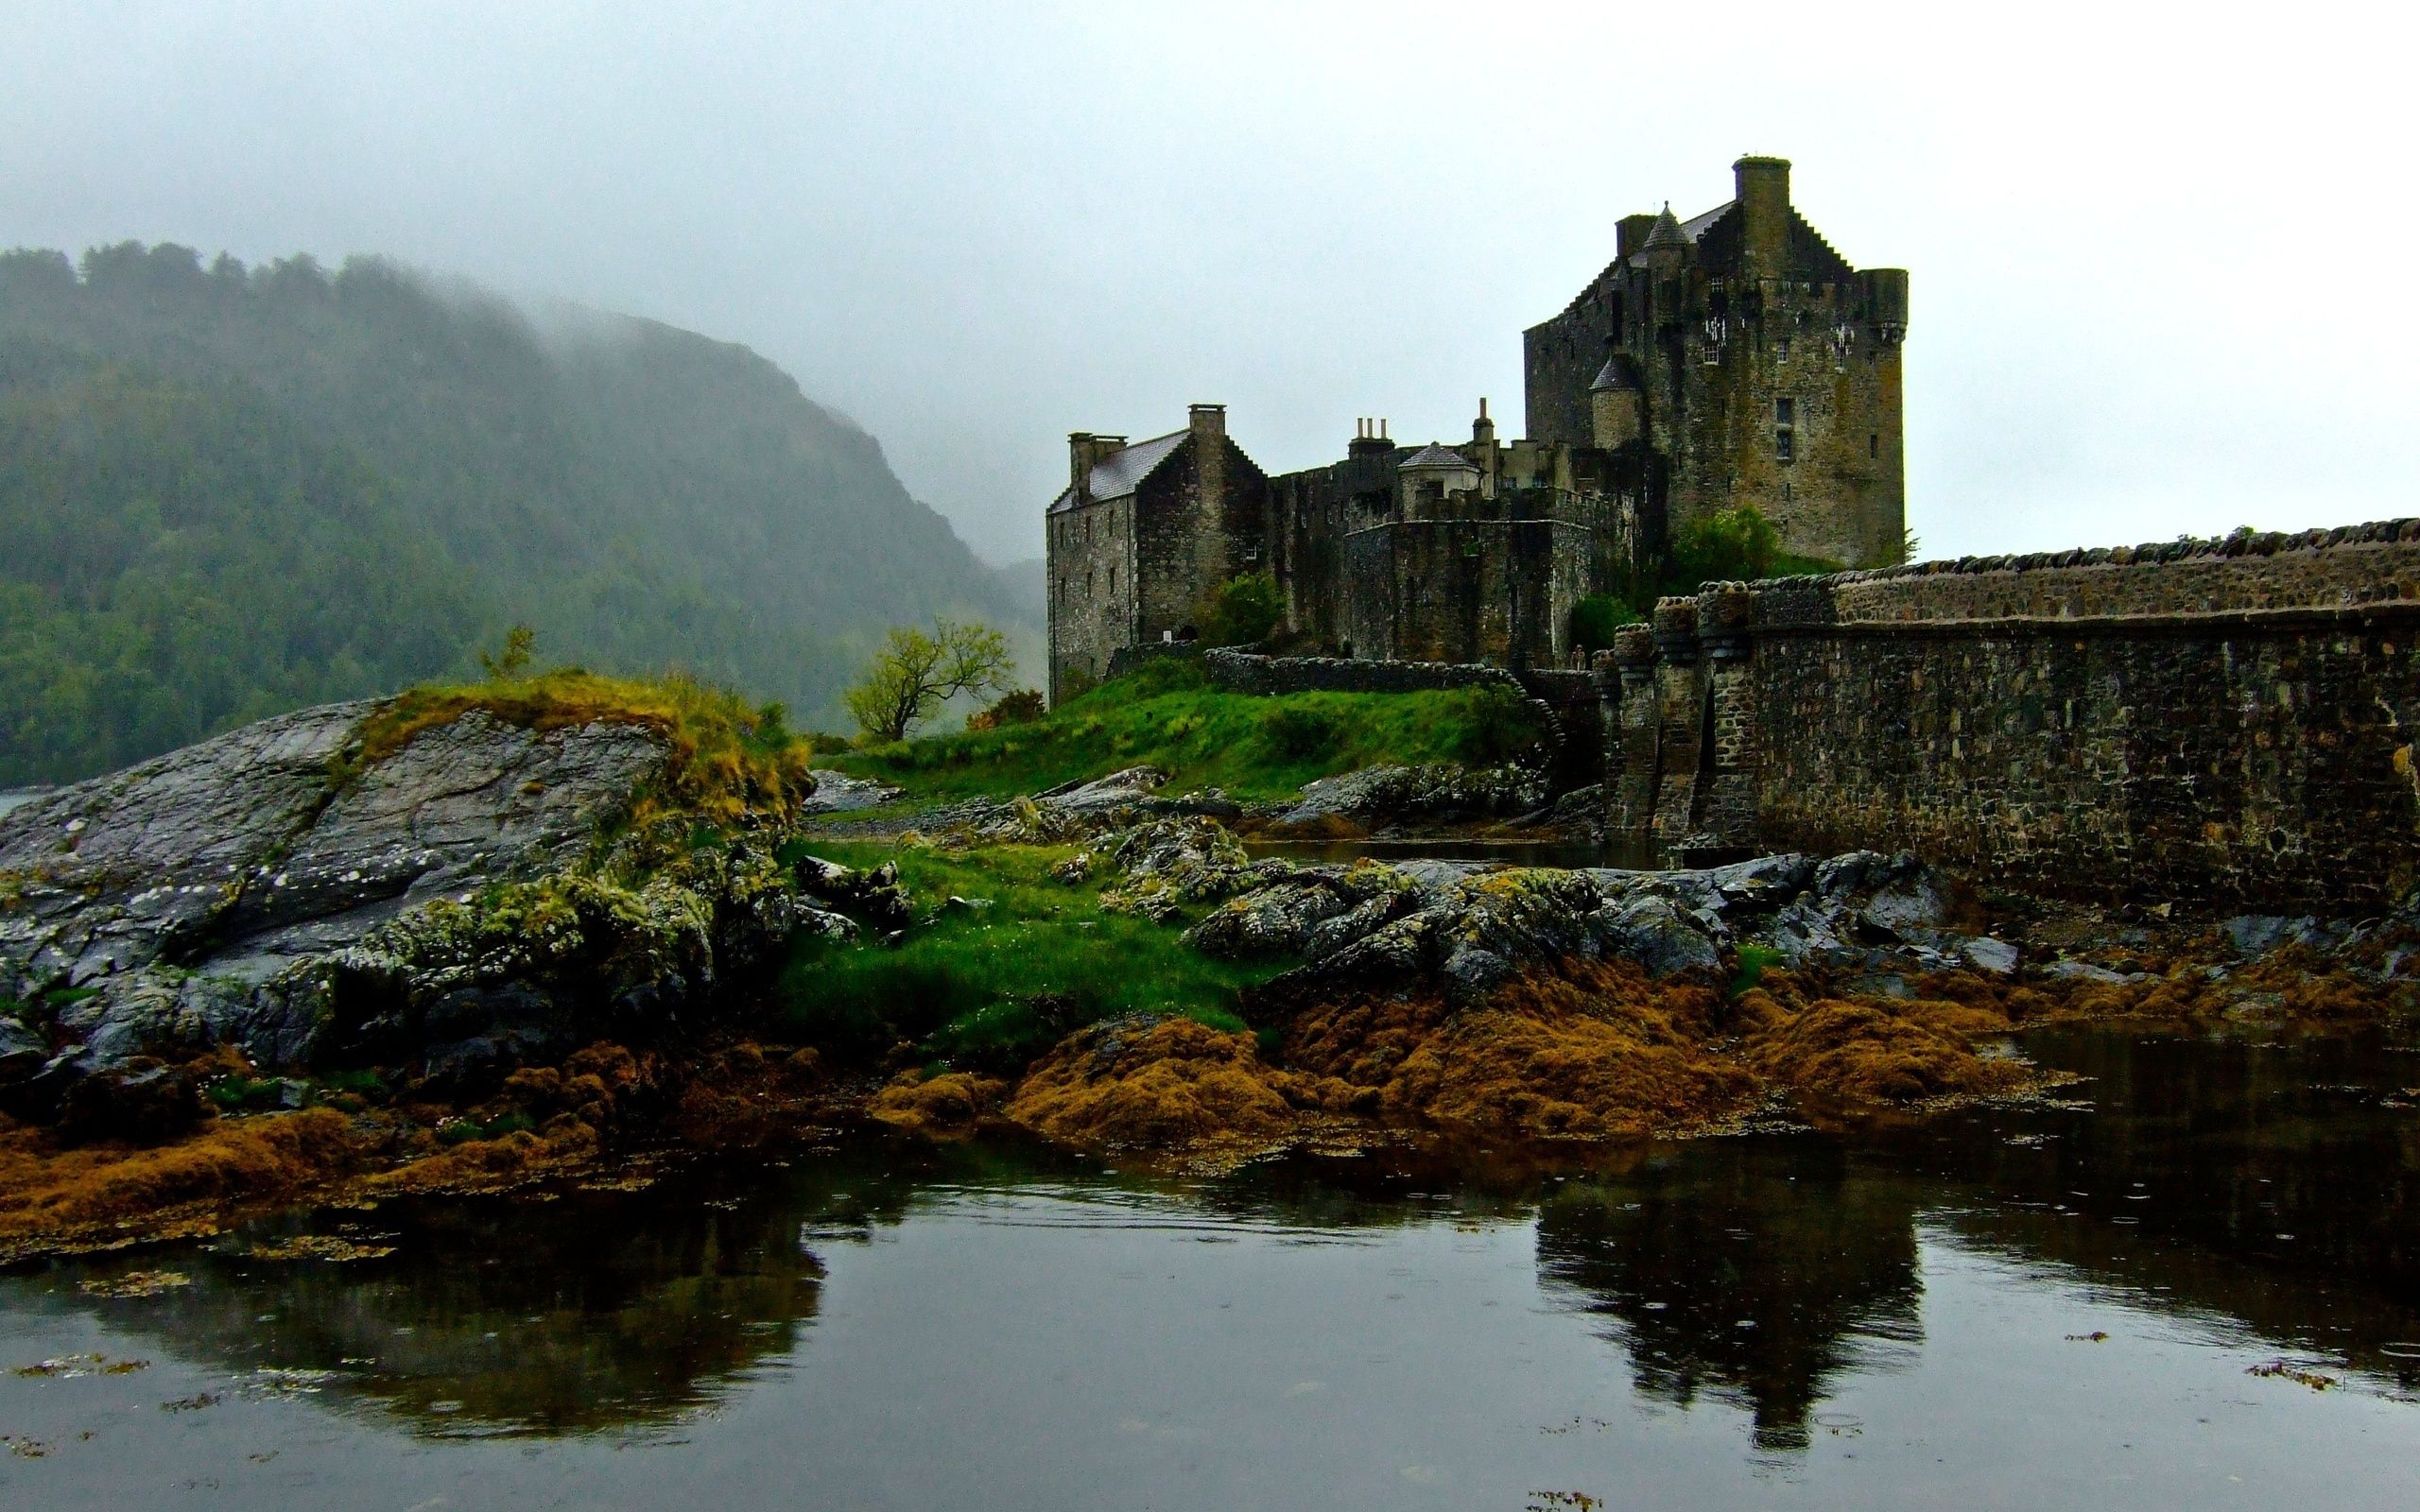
xmin=1195 ymin=571 xmax=1285 ymax=647
xmin=1452 ymin=683 xmax=1544 ymax=765
xmin=966 ymin=689 xmax=1046 ymax=731
xmin=1568 ymin=593 xmax=1641 ymax=655
xmin=1259 ymin=704 xmax=1339 ymax=759
xmin=1667 ymin=506 xmax=1843 ymax=594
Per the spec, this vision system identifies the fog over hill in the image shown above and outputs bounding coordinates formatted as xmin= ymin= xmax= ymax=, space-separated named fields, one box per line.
xmin=0 ymin=242 xmax=1041 ymax=783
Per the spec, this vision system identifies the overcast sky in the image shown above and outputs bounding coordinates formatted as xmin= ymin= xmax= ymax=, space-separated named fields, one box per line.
xmin=5 ymin=1 xmax=2412 ymax=566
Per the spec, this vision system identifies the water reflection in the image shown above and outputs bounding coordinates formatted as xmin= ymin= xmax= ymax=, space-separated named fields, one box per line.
xmin=41 ymin=1163 xmax=845 ymax=1435
xmin=1889 ymin=1024 xmax=2420 ymax=1396
xmin=9 ymin=1022 xmax=2419 ymax=1463
xmin=1535 ymin=1143 xmax=1924 ymax=1452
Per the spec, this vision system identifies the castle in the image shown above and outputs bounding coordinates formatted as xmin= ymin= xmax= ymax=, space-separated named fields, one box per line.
xmin=1046 ymin=156 xmax=1909 ymax=702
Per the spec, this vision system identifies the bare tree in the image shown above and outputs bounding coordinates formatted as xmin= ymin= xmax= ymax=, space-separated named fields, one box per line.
xmin=845 ymin=619 xmax=1014 ymax=742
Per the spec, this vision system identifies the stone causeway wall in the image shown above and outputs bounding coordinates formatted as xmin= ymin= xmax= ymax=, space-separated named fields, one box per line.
xmin=1601 ymin=521 xmax=2420 ymax=908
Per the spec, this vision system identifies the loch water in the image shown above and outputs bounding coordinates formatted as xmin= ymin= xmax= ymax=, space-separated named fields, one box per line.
xmin=4 ymin=1023 xmax=2418 ymax=1510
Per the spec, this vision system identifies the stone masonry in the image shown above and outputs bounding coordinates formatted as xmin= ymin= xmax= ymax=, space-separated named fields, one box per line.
xmin=1602 ymin=523 xmax=2420 ymax=908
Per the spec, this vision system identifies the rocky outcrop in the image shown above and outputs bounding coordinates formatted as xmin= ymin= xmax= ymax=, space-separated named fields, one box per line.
xmin=0 ymin=702 xmax=839 ymax=1121
xmin=1186 ymin=849 xmax=2014 ymax=1004
xmin=1261 ymin=764 xmax=1549 ymax=834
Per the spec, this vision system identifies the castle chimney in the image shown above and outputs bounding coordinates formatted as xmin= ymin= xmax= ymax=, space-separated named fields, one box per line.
xmin=1189 ymin=403 xmax=1226 ymax=443
xmin=1616 ymin=213 xmax=1658 ymax=260
xmin=1471 ymin=397 xmax=1495 ymax=448
xmin=1067 ymin=432 xmax=1095 ymax=499
xmin=1734 ymin=155 xmax=1791 ymax=281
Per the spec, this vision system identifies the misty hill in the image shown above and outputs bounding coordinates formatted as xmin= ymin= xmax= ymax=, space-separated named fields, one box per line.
xmin=0 ymin=242 xmax=1035 ymax=784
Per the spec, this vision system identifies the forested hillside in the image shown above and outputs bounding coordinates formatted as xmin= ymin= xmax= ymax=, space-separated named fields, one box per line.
xmin=0 ymin=242 xmax=1035 ymax=784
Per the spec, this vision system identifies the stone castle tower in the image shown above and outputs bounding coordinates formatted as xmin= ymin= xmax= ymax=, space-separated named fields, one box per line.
xmin=1523 ymin=157 xmax=1908 ymax=567
xmin=1045 ymin=155 xmax=1908 ymax=698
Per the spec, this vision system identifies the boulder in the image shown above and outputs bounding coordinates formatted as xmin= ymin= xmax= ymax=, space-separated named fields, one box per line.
xmin=0 ymin=701 xmax=831 ymax=1110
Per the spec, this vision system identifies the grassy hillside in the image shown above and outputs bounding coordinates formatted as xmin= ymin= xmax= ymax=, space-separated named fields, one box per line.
xmin=826 ymin=657 xmax=1542 ymax=805
xmin=0 ymin=242 xmax=1033 ymax=784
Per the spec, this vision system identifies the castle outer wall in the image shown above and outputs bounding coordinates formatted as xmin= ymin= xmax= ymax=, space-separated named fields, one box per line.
xmin=1603 ymin=523 xmax=2420 ymax=908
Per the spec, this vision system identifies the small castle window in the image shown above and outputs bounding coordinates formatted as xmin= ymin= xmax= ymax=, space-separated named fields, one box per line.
xmin=1869 ymin=433 xmax=1879 ymax=458
xmin=1775 ymin=398 xmax=1794 ymax=425
xmin=1775 ymin=428 xmax=1795 ymax=465
xmin=1775 ymin=338 xmax=1790 ymax=363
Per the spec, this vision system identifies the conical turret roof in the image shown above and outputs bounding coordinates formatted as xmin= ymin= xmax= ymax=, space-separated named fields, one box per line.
xmin=1590 ymin=353 xmax=1641 ymax=392
xmin=1641 ymin=202 xmax=1689 ymax=253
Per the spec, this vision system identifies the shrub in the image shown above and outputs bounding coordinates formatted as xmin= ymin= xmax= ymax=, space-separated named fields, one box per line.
xmin=966 ymin=689 xmax=1046 ymax=732
xmin=1667 ymin=505 xmax=1844 ymax=593
xmin=1568 ymin=593 xmax=1641 ymax=655
xmin=1259 ymin=704 xmax=1339 ymax=760
xmin=1452 ymin=683 xmax=1544 ymax=765
xmin=1195 ymin=572 xmax=1285 ymax=647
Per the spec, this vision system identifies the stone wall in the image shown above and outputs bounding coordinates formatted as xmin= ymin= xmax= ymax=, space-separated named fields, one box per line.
xmin=1046 ymin=493 xmax=1138 ymax=700
xmin=1605 ymin=522 xmax=2420 ymax=908
xmin=1199 ymin=648 xmax=1526 ymax=697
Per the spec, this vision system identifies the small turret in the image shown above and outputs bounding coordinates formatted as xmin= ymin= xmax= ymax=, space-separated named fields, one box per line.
xmin=1588 ymin=355 xmax=1643 ymax=449
xmin=1642 ymin=203 xmax=1690 ymax=268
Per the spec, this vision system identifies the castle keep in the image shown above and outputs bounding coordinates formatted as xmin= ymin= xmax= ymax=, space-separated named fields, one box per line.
xmin=1046 ymin=156 xmax=1909 ymax=700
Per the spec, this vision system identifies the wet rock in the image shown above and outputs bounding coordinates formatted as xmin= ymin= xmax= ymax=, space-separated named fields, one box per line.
xmin=0 ymin=704 xmax=834 ymax=1109
xmin=1271 ymin=764 xmax=1550 ymax=833
xmin=0 ymin=1015 xmax=48 ymax=1098
xmin=1959 ymin=936 xmax=2020 ymax=975
xmin=1034 ymin=765 xmax=1169 ymax=813
xmin=1098 ymin=818 xmax=1270 ymax=919
xmin=2220 ymin=914 xmax=2338 ymax=959
xmin=55 ymin=1060 xmax=209 ymax=1146
xmin=797 ymin=770 xmax=900 ymax=814
xmin=794 ymin=856 xmax=910 ymax=932
xmin=1597 ymin=896 xmax=1722 ymax=979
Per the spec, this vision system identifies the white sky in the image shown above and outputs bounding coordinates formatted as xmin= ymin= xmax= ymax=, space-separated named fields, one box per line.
xmin=4 ymin=0 xmax=2413 ymax=565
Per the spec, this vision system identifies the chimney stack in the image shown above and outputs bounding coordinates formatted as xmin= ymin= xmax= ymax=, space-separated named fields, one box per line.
xmin=1733 ymin=155 xmax=1791 ymax=281
xmin=1188 ymin=403 xmax=1226 ymax=442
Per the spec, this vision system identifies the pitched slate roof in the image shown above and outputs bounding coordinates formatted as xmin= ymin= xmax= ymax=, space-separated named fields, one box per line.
xmin=1047 ymin=429 xmax=1189 ymax=514
xmin=1397 ymin=442 xmax=1478 ymax=471
xmin=1679 ymin=200 xmax=1735 ymax=242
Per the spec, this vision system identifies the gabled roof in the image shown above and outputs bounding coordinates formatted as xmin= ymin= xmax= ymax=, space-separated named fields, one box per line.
xmin=1047 ymin=429 xmax=1188 ymax=514
xmin=1398 ymin=442 xmax=1478 ymax=472
xmin=1679 ymin=200 xmax=1735 ymax=242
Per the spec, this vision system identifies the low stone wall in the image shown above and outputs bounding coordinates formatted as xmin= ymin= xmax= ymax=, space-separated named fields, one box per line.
xmin=1604 ymin=522 xmax=2420 ymax=908
xmin=1199 ymin=647 xmax=1526 ymax=697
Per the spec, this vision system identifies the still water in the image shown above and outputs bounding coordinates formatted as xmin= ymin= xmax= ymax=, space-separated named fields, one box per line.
xmin=3 ymin=1024 xmax=2417 ymax=1509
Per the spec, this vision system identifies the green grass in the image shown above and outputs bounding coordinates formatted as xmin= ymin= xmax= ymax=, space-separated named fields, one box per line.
xmin=1731 ymin=942 xmax=1789 ymax=998
xmin=775 ymin=838 xmax=1288 ymax=1070
xmin=348 ymin=666 xmax=816 ymax=831
xmin=821 ymin=657 xmax=1538 ymax=806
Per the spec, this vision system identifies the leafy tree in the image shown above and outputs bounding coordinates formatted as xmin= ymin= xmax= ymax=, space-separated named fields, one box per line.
xmin=479 ymin=624 xmax=537 ymax=680
xmin=1567 ymin=593 xmax=1642 ymax=655
xmin=846 ymin=620 xmax=1014 ymax=743
xmin=1195 ymin=571 xmax=1284 ymax=647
